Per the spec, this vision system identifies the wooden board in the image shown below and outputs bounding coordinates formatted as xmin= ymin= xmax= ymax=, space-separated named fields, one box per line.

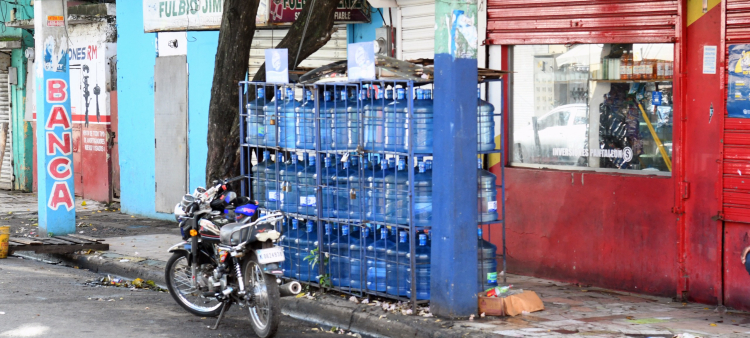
xmin=9 ymin=237 xmax=43 ymax=245
xmin=8 ymin=235 xmax=109 ymax=255
xmin=67 ymin=234 xmax=105 ymax=243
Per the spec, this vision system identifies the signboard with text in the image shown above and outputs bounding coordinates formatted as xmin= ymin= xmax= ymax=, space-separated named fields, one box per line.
xmin=36 ymin=32 xmax=76 ymax=235
xmin=144 ymin=0 xmax=368 ymax=32
xmin=268 ymin=0 xmax=369 ymax=24
xmin=143 ymin=0 xmax=224 ymax=32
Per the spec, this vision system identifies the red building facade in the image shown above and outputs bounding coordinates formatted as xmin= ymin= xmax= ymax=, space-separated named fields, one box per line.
xmin=487 ymin=0 xmax=750 ymax=310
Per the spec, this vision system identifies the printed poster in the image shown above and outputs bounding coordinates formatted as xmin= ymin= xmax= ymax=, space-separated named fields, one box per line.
xmin=265 ymin=49 xmax=289 ymax=84
xmin=728 ymin=44 xmax=750 ymax=118
xmin=347 ymin=41 xmax=375 ymax=82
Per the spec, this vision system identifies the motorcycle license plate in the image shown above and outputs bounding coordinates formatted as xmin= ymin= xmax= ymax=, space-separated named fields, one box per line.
xmin=256 ymin=247 xmax=285 ymax=265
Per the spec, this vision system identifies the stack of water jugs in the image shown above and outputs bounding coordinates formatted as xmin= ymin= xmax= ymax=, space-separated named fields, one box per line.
xmin=246 ymin=84 xmax=500 ymax=298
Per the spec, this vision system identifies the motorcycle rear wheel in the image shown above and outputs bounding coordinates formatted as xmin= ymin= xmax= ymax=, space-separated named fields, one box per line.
xmin=245 ymin=256 xmax=281 ymax=338
xmin=165 ymin=251 xmax=225 ymax=317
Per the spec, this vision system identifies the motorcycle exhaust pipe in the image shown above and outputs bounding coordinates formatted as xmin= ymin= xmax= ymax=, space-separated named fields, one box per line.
xmin=279 ymin=281 xmax=302 ymax=297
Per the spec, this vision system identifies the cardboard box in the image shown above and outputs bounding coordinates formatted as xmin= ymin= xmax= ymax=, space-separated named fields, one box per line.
xmin=478 ymin=290 xmax=544 ymax=317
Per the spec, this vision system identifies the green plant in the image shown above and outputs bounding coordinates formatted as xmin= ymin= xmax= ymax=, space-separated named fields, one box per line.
xmin=304 ymin=248 xmax=331 ymax=287
xmin=317 ymin=273 xmax=331 ymax=288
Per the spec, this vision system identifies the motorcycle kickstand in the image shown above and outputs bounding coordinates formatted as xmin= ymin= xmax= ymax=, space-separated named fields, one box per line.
xmin=211 ymin=301 xmax=229 ymax=330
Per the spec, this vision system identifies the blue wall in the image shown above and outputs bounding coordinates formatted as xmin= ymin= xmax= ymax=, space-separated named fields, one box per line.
xmin=117 ymin=0 xmax=377 ymax=219
xmin=187 ymin=31 xmax=219 ymax=192
xmin=348 ymin=7 xmax=384 ymax=43
xmin=117 ymin=0 xmax=169 ymax=219
xmin=118 ymin=1 xmax=220 ymax=219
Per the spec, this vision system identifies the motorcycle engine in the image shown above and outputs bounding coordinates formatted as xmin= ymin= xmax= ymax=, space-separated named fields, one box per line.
xmin=207 ymin=266 xmax=227 ymax=293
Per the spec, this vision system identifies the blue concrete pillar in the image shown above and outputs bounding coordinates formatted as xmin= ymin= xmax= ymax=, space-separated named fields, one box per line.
xmin=430 ymin=0 xmax=479 ymax=318
xmin=35 ymin=0 xmax=76 ymax=236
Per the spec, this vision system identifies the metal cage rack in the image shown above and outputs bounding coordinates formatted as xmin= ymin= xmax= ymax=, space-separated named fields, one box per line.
xmin=238 ymin=79 xmax=506 ymax=307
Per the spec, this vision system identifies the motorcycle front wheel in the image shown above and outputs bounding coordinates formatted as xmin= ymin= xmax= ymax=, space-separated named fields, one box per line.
xmin=245 ymin=256 xmax=281 ymax=338
xmin=165 ymin=251 xmax=225 ymax=317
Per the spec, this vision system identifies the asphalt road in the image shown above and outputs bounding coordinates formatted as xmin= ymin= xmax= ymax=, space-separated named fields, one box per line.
xmin=0 ymin=256 xmax=349 ymax=338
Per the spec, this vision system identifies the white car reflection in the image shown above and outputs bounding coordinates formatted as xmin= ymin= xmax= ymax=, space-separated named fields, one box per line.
xmin=514 ymin=104 xmax=589 ymax=165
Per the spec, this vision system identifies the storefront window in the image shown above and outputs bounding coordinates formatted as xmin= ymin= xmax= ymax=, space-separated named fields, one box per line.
xmin=511 ymin=44 xmax=674 ymax=174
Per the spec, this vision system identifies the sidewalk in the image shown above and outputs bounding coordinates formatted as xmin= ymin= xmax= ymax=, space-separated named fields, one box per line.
xmin=4 ymin=191 xmax=750 ymax=337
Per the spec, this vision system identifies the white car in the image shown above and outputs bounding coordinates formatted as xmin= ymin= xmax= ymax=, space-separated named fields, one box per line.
xmin=514 ymin=104 xmax=589 ymax=166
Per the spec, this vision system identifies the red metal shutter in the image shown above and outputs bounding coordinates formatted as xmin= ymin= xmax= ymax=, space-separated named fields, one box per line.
xmin=486 ymin=0 xmax=678 ymax=45
xmin=723 ymin=1 xmax=750 ymax=223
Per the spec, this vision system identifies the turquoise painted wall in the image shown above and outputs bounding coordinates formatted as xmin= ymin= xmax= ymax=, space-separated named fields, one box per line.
xmin=117 ymin=1 xmax=378 ymax=219
xmin=118 ymin=1 xmax=221 ymax=219
xmin=187 ymin=31 xmax=219 ymax=192
xmin=117 ymin=0 xmax=169 ymax=219
xmin=3 ymin=0 xmax=34 ymax=191
xmin=348 ymin=7 xmax=384 ymax=43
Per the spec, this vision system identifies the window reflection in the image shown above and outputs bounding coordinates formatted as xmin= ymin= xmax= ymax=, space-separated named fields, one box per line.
xmin=512 ymin=44 xmax=674 ymax=174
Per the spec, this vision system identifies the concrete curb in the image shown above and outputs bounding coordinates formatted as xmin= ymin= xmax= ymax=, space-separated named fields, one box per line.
xmin=15 ymin=251 xmax=504 ymax=338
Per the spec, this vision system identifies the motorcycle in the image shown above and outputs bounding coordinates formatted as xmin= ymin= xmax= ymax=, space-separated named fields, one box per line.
xmin=165 ymin=176 xmax=301 ymax=337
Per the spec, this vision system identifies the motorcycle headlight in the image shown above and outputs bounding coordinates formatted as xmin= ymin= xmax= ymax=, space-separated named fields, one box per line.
xmin=180 ymin=194 xmax=196 ymax=210
xmin=173 ymin=203 xmax=186 ymax=221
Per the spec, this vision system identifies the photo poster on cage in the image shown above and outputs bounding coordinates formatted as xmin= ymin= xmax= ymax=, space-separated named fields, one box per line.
xmin=347 ymin=41 xmax=376 ymax=81
xmin=265 ymin=49 xmax=289 ymax=84
xmin=727 ymin=44 xmax=750 ymax=118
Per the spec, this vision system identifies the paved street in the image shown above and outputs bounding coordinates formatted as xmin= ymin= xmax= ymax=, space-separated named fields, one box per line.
xmin=0 ymin=256 xmax=355 ymax=338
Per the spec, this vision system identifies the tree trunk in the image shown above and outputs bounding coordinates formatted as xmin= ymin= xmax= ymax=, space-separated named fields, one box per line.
xmin=205 ymin=0 xmax=341 ymax=185
xmin=205 ymin=0 xmax=261 ymax=185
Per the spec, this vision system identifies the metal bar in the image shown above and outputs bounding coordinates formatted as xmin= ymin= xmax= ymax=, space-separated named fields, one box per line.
xmin=240 ymin=84 xmax=246 ymax=197
xmin=407 ymin=81 xmax=416 ymax=309
xmin=315 ymin=84 xmax=324 ymax=286
xmin=501 ymin=77 xmax=507 ymax=285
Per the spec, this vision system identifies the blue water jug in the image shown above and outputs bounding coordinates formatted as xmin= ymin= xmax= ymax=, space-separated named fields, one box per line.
xmin=383 ymin=88 xmax=406 ymax=152
xmin=264 ymin=154 xmax=281 ymax=210
xmin=251 ymin=150 xmax=272 ymax=207
xmin=294 ymin=220 xmax=319 ymax=282
xmin=346 ymin=157 xmax=365 ymax=220
xmin=477 ymin=228 xmax=499 ymax=290
xmin=478 ymin=159 xmax=499 ymax=222
xmin=246 ymin=87 xmax=267 ymax=145
xmin=296 ymin=154 xmax=317 ymax=216
xmin=348 ymin=225 xmax=376 ymax=289
xmin=406 ymin=233 xmax=431 ymax=300
xmin=280 ymin=87 xmax=300 ymax=149
xmin=360 ymin=157 xmax=378 ymax=219
xmin=280 ymin=154 xmax=303 ymax=212
xmin=347 ymin=90 xmax=364 ymax=150
xmin=263 ymin=89 xmax=282 ymax=147
xmin=411 ymin=160 xmax=432 ymax=225
xmin=386 ymin=231 xmax=410 ymax=296
xmin=384 ymin=159 xmax=409 ymax=224
xmin=330 ymin=224 xmax=356 ymax=287
xmin=477 ymin=88 xmax=497 ymax=151
xmin=321 ymin=90 xmax=350 ymax=151
xmin=321 ymin=156 xmax=339 ymax=218
xmin=296 ymin=90 xmax=316 ymax=150
xmin=281 ymin=218 xmax=306 ymax=278
xmin=332 ymin=157 xmax=360 ymax=219
xmin=363 ymin=88 xmax=386 ymax=151
xmin=366 ymin=227 xmax=394 ymax=291
xmin=279 ymin=218 xmax=294 ymax=277
xmin=410 ymin=88 xmax=434 ymax=154
xmin=366 ymin=158 xmax=396 ymax=222
xmin=316 ymin=223 xmax=338 ymax=254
